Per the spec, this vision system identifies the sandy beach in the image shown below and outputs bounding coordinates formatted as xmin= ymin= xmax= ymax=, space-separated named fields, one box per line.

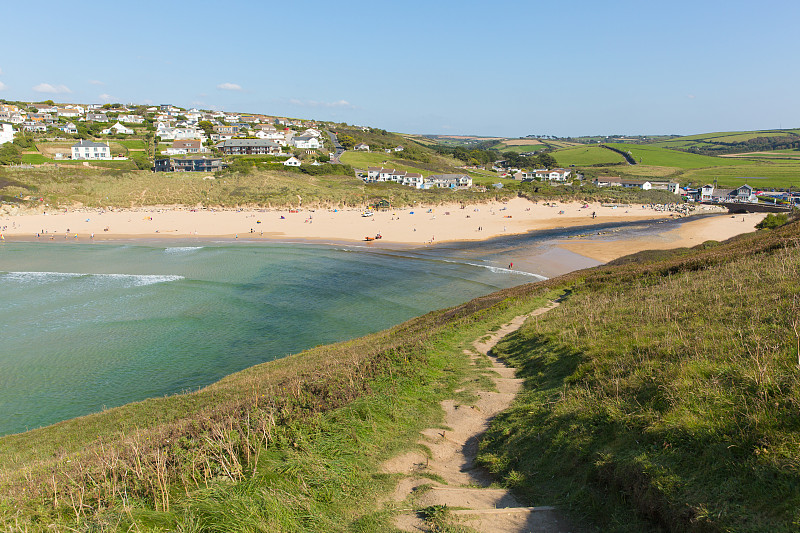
xmin=0 ymin=198 xmax=740 ymax=248
xmin=558 ymin=212 xmax=765 ymax=262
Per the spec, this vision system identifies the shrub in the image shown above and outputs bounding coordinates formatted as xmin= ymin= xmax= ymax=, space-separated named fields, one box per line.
xmin=756 ymin=213 xmax=789 ymax=229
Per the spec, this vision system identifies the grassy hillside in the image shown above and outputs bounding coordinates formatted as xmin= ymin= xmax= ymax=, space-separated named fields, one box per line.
xmin=479 ymin=216 xmax=800 ymax=532
xmin=553 ymin=145 xmax=627 ymax=166
xmin=653 ymin=129 xmax=800 ymax=155
xmin=0 ymin=165 xmax=518 ymax=209
xmin=605 ymin=143 xmax=754 ymax=169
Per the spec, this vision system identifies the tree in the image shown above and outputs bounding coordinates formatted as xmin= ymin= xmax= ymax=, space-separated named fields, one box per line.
xmin=0 ymin=143 xmax=22 ymax=165
xmin=539 ymin=153 xmax=557 ymax=168
xmin=339 ymin=134 xmax=356 ymax=150
xmin=197 ymin=120 xmax=214 ymax=137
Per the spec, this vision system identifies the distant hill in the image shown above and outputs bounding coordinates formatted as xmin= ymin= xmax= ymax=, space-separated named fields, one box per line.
xmin=651 ymin=128 xmax=800 ymax=155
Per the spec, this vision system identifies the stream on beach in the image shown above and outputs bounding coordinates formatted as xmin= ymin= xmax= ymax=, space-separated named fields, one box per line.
xmin=0 ymin=216 xmax=694 ymax=436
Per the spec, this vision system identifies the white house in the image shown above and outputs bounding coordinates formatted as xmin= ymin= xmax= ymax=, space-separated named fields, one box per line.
xmin=157 ymin=125 xmax=205 ymax=141
xmin=118 ymin=114 xmax=145 ymax=124
xmin=354 ymin=143 xmax=369 ymax=151
xmin=427 ymin=174 xmax=473 ymax=189
xmin=283 ymin=156 xmax=302 ymax=167
xmin=729 ymin=184 xmax=758 ymax=203
xmin=60 ymin=122 xmax=78 ymax=134
xmin=57 ymin=108 xmax=83 ymax=118
xmin=300 ymin=128 xmax=322 ymax=138
xmin=534 ymin=168 xmax=571 ymax=181
xmin=291 ymin=136 xmax=321 ymax=149
xmin=620 ymin=179 xmax=652 ymax=190
xmin=71 ymin=140 xmax=111 ymax=160
xmin=0 ymin=123 xmax=14 ymax=144
xmin=165 ymin=139 xmax=208 ymax=155
xmin=102 ymin=122 xmax=135 ymax=135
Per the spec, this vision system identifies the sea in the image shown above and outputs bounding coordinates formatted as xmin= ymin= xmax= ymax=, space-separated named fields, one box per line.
xmin=0 ymin=217 xmax=686 ymax=436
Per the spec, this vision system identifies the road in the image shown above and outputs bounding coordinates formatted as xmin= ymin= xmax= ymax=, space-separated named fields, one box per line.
xmin=325 ymin=129 xmax=345 ymax=164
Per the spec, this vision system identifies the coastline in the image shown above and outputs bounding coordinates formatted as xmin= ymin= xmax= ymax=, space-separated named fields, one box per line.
xmin=1 ymin=197 xmax=731 ymax=246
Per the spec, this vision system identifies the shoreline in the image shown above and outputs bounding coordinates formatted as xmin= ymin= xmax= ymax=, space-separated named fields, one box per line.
xmin=0 ymin=197 xmax=730 ymax=246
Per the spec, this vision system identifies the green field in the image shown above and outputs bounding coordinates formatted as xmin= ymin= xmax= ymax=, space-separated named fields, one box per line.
xmin=552 ymin=145 xmax=626 ymax=166
xmin=340 ymin=150 xmax=464 ymax=175
xmin=490 ymin=143 xmax=545 ymax=154
xmin=606 ymin=143 xmax=754 ymax=169
xmin=20 ymin=154 xmax=52 ymax=164
xmin=679 ymin=162 xmax=800 ymax=188
xmin=116 ymin=139 xmax=147 ymax=149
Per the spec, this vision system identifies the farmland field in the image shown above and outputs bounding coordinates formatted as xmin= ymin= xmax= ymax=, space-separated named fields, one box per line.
xmin=606 ymin=143 xmax=754 ymax=169
xmin=502 ymin=139 xmax=544 ymax=146
xmin=553 ymin=145 xmax=626 ymax=166
xmin=493 ymin=144 xmax=545 ymax=154
xmin=679 ymin=162 xmax=800 ymax=189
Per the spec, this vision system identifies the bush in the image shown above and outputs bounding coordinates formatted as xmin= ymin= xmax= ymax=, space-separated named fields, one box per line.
xmin=0 ymin=143 xmax=22 ymax=165
xmin=756 ymin=213 xmax=789 ymax=229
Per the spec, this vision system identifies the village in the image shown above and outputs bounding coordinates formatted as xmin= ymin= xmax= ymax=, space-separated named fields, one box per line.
xmin=1 ymin=101 xmax=799 ymax=206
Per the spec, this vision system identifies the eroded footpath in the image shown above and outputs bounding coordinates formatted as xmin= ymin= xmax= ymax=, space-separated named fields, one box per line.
xmin=383 ymin=302 xmax=574 ymax=532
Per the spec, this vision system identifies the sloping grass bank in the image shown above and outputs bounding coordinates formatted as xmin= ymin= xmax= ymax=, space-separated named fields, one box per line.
xmin=479 ymin=217 xmax=800 ymax=532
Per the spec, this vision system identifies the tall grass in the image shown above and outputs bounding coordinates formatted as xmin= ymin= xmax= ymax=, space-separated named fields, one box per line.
xmin=479 ymin=219 xmax=800 ymax=532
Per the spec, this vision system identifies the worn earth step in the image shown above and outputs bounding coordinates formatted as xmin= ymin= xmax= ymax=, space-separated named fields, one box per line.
xmin=453 ymin=506 xmax=573 ymax=533
xmin=414 ymin=486 xmax=522 ymax=509
xmin=451 ymin=506 xmax=557 ymax=515
xmin=488 ymin=365 xmax=518 ymax=379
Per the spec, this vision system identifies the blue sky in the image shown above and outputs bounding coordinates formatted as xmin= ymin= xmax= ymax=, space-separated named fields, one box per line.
xmin=1 ymin=0 xmax=797 ymax=137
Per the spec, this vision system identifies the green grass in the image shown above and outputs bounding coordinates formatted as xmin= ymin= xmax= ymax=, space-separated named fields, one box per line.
xmin=491 ymin=144 xmax=545 ymax=154
xmin=339 ymin=150 xmax=469 ymax=176
xmin=478 ymin=219 xmax=800 ymax=532
xmin=553 ymin=145 xmax=626 ymax=166
xmin=115 ymin=140 xmax=147 ymax=150
xmin=20 ymin=154 xmax=52 ymax=164
xmin=606 ymin=143 xmax=754 ymax=169
xmin=679 ymin=161 xmax=800 ymax=189
xmin=0 ymin=165 xmax=514 ymax=209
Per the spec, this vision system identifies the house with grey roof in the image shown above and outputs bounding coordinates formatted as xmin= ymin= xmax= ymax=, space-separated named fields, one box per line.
xmin=215 ymin=139 xmax=282 ymax=155
xmin=71 ymin=140 xmax=111 ymax=160
xmin=426 ymin=174 xmax=473 ymax=189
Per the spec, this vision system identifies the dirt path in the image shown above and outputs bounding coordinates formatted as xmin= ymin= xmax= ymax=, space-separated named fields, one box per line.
xmin=384 ymin=302 xmax=573 ymax=532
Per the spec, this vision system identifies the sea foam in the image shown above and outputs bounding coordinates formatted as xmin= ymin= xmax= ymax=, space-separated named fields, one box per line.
xmin=164 ymin=246 xmax=204 ymax=254
xmin=1 ymin=271 xmax=184 ymax=287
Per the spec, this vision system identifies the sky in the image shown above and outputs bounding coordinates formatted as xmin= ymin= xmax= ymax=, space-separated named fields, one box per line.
xmin=1 ymin=0 xmax=798 ymax=137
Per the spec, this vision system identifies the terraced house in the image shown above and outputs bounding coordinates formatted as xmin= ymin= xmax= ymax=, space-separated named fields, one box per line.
xmin=215 ymin=139 xmax=282 ymax=155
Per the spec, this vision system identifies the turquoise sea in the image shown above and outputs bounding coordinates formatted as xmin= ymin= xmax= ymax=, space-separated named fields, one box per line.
xmin=0 ymin=218 xmax=686 ymax=436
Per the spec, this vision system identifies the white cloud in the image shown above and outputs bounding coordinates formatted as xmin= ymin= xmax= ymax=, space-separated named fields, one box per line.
xmin=687 ymin=94 xmax=696 ymax=99
xmin=88 ymin=79 xmax=105 ymax=86
xmin=0 ymin=81 xmax=6 ymax=91
xmin=290 ymin=98 xmax=355 ymax=109
xmin=33 ymin=83 xmax=72 ymax=94
xmin=217 ymin=82 xmax=242 ymax=91
xmin=99 ymin=93 xmax=115 ymax=102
